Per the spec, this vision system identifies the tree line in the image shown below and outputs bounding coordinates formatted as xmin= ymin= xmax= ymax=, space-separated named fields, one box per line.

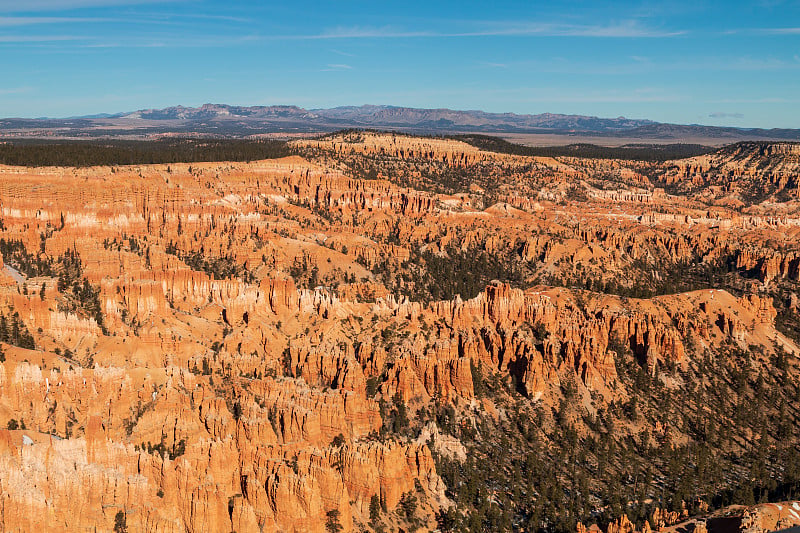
xmin=0 ymin=139 xmax=290 ymax=167
xmin=452 ymin=134 xmax=714 ymax=161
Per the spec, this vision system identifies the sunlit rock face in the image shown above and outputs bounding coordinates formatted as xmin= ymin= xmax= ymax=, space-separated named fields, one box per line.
xmin=0 ymin=133 xmax=799 ymax=531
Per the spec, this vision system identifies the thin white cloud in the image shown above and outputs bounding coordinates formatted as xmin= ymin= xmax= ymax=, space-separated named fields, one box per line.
xmin=0 ymin=13 xmax=246 ymax=29
xmin=322 ymin=63 xmax=353 ymax=71
xmin=309 ymin=26 xmax=431 ymax=39
xmin=0 ymin=16 xmax=108 ymax=25
xmin=0 ymin=34 xmax=82 ymax=42
xmin=0 ymin=20 xmax=686 ymax=51
xmin=709 ymin=112 xmax=745 ymax=119
xmin=536 ymin=22 xmax=685 ymax=38
xmin=500 ymin=54 xmax=800 ymax=75
xmin=713 ymin=97 xmax=797 ymax=104
xmin=755 ymin=0 xmax=792 ymax=7
xmin=0 ymin=0 xmax=178 ymax=11
xmin=278 ymin=20 xmax=685 ymax=40
xmin=725 ymin=27 xmax=800 ymax=35
xmin=176 ymin=13 xmax=250 ymax=24
xmin=728 ymin=56 xmax=798 ymax=70
xmin=0 ymin=87 xmax=32 ymax=95
xmin=329 ymin=48 xmax=355 ymax=57
xmin=763 ymin=27 xmax=800 ymax=34
xmin=380 ymin=85 xmax=683 ymax=104
xmin=479 ymin=62 xmax=509 ymax=68
xmin=25 ymin=33 xmax=262 ymax=48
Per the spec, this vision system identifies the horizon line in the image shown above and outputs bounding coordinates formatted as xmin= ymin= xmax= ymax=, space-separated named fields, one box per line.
xmin=0 ymin=102 xmax=794 ymax=132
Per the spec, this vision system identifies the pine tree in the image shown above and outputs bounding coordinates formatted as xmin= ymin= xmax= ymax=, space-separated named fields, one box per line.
xmin=325 ymin=509 xmax=342 ymax=533
xmin=113 ymin=510 xmax=127 ymax=533
xmin=369 ymin=494 xmax=381 ymax=523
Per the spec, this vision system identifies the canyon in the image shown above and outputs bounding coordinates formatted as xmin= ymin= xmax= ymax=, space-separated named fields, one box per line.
xmin=0 ymin=132 xmax=798 ymax=532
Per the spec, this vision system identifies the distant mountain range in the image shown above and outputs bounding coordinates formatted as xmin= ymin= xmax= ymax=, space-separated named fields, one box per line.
xmin=2 ymin=103 xmax=799 ymax=143
xmin=122 ymin=104 xmax=657 ymax=132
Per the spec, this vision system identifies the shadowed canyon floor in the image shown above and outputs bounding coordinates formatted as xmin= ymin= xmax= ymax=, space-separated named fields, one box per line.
xmin=0 ymin=133 xmax=799 ymax=532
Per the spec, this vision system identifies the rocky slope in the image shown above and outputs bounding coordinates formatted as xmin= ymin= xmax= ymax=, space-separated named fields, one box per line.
xmin=0 ymin=133 xmax=798 ymax=532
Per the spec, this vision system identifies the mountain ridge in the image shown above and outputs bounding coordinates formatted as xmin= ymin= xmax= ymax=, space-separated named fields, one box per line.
xmin=115 ymin=103 xmax=655 ymax=132
xmin=2 ymin=103 xmax=799 ymax=142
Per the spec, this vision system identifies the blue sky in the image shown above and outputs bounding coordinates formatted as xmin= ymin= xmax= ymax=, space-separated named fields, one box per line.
xmin=0 ymin=0 xmax=798 ymax=127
